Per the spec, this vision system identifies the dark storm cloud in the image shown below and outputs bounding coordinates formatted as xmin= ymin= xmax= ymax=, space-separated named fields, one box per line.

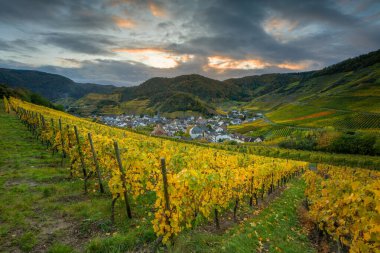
xmin=37 ymin=59 xmax=165 ymax=86
xmin=265 ymin=0 xmax=359 ymax=26
xmin=0 ymin=0 xmax=114 ymax=30
xmin=0 ymin=39 xmax=39 ymax=52
xmin=0 ymin=0 xmax=379 ymax=85
xmin=171 ymin=0 xmax=379 ymax=63
xmin=0 ymin=40 xmax=12 ymax=51
xmin=43 ymin=33 xmax=116 ymax=55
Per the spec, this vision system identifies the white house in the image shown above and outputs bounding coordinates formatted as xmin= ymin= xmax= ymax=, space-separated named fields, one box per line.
xmin=189 ymin=126 xmax=203 ymax=139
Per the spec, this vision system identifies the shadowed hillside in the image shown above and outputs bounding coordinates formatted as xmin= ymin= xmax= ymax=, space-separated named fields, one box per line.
xmin=0 ymin=49 xmax=379 ymax=116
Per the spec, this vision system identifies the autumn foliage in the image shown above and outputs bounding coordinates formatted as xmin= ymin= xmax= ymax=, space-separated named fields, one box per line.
xmin=8 ymin=97 xmax=306 ymax=243
xmin=304 ymin=165 xmax=380 ymax=252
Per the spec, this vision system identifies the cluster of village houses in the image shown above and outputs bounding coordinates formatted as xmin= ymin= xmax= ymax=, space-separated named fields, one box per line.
xmin=98 ymin=110 xmax=264 ymax=143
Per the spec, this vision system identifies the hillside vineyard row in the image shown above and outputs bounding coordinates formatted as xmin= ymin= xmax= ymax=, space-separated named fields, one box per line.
xmin=4 ymin=97 xmax=308 ymax=242
xmin=304 ymin=165 xmax=379 ymax=252
xmin=4 ymin=97 xmax=380 ymax=250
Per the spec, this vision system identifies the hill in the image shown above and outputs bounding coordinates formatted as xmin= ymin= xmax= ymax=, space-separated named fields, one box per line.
xmin=71 ymin=74 xmax=240 ymax=116
xmin=0 ymin=83 xmax=63 ymax=110
xmin=241 ymin=49 xmax=380 ymax=112
xmin=0 ymin=49 xmax=379 ymax=117
xmin=0 ymin=68 xmax=118 ymax=101
xmin=83 ymin=49 xmax=379 ymax=116
xmin=225 ymin=50 xmax=380 ymax=156
xmin=225 ymin=72 xmax=310 ymax=99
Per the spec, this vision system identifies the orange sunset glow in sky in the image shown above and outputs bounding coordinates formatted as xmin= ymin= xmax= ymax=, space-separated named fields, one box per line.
xmin=0 ymin=0 xmax=379 ymax=85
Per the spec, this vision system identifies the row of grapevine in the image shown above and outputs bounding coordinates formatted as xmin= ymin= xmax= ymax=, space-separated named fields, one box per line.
xmin=6 ymin=97 xmax=307 ymax=243
xmin=213 ymin=143 xmax=380 ymax=170
xmin=304 ymin=164 xmax=379 ymax=252
xmin=333 ymin=113 xmax=380 ymax=129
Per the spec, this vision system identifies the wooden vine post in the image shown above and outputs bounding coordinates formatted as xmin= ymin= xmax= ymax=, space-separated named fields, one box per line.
xmin=66 ymin=124 xmax=74 ymax=178
xmin=249 ymin=176 xmax=254 ymax=207
xmin=40 ymin=115 xmax=46 ymax=144
xmin=157 ymin=158 xmax=174 ymax=244
xmin=270 ymin=172 xmax=274 ymax=194
xmin=88 ymin=133 xmax=105 ymax=193
xmin=59 ymin=118 xmax=66 ymax=159
xmin=50 ymin=118 xmax=56 ymax=153
xmin=74 ymin=126 xmax=88 ymax=194
xmin=113 ymin=141 xmax=132 ymax=219
xmin=214 ymin=208 xmax=220 ymax=229
xmin=160 ymin=158 xmax=171 ymax=211
xmin=233 ymin=198 xmax=239 ymax=222
xmin=51 ymin=118 xmax=55 ymax=135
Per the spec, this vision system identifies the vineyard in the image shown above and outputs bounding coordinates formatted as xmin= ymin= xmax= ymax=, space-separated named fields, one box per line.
xmin=213 ymin=142 xmax=380 ymax=170
xmin=2 ymin=96 xmax=380 ymax=252
xmin=332 ymin=112 xmax=380 ymax=130
xmin=264 ymin=101 xmax=380 ymax=131
xmin=304 ymin=164 xmax=380 ymax=252
xmin=3 ymin=97 xmax=306 ymax=245
xmin=227 ymin=120 xmax=313 ymax=140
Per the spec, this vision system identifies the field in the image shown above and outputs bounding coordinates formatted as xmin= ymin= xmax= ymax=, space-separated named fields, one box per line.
xmin=70 ymin=93 xmax=123 ymax=116
xmin=2 ymin=97 xmax=379 ymax=252
xmin=240 ymin=63 xmax=380 ymax=136
xmin=227 ymin=119 xmax=270 ymax=134
xmin=0 ymin=101 xmax=157 ymax=252
xmin=1 ymin=98 xmax=317 ymax=252
xmin=227 ymin=118 xmax=319 ymax=143
xmin=264 ymin=103 xmax=380 ymax=131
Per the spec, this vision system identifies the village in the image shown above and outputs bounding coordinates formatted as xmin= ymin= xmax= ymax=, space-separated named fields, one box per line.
xmin=96 ymin=110 xmax=264 ymax=143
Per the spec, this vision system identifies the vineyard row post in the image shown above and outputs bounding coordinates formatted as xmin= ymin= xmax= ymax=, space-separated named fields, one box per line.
xmin=88 ymin=132 xmax=105 ymax=194
xmin=59 ymin=118 xmax=66 ymax=162
xmin=51 ymin=118 xmax=56 ymax=154
xmin=113 ymin=140 xmax=132 ymax=219
xmin=66 ymin=124 xmax=74 ymax=178
xmin=74 ymin=125 xmax=88 ymax=194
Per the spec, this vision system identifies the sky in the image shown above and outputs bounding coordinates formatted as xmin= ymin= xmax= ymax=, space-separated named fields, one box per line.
xmin=0 ymin=0 xmax=379 ymax=86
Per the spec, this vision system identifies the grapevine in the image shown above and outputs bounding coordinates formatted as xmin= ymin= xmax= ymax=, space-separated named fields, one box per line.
xmin=7 ymin=97 xmax=307 ymax=243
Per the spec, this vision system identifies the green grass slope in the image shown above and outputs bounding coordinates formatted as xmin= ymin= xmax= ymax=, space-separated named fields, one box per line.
xmin=1 ymin=84 xmax=63 ymax=110
xmin=0 ymin=68 xmax=118 ymax=101
xmin=1 ymin=49 xmax=379 ymax=117
xmin=0 ymin=101 xmax=318 ymax=253
xmin=244 ymin=50 xmax=380 ymax=134
xmin=245 ymin=50 xmax=380 ymax=113
xmin=172 ymin=179 xmax=315 ymax=253
xmin=0 ymin=103 xmax=157 ymax=252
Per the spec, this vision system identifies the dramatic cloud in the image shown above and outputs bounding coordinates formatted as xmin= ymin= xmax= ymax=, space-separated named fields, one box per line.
xmin=44 ymin=33 xmax=117 ymax=55
xmin=113 ymin=48 xmax=194 ymax=68
xmin=205 ymin=56 xmax=316 ymax=72
xmin=0 ymin=0 xmax=379 ymax=86
xmin=206 ymin=56 xmax=270 ymax=72
xmin=112 ymin=16 xmax=136 ymax=28
xmin=149 ymin=2 xmax=167 ymax=18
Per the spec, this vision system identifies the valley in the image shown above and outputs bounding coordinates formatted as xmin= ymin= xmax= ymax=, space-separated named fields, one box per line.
xmin=1 ymin=47 xmax=379 ymax=253
xmin=1 ymin=1 xmax=379 ymax=252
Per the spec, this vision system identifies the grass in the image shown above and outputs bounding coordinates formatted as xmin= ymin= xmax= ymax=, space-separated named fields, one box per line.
xmin=120 ymin=99 xmax=153 ymax=115
xmin=307 ymin=95 xmax=380 ymax=113
xmin=0 ymin=100 xmax=318 ymax=252
xmin=266 ymin=104 xmax=332 ymax=123
xmin=71 ymin=93 xmax=124 ymax=116
xmin=0 ymin=103 xmax=156 ymax=252
xmin=228 ymin=119 xmax=270 ymax=134
xmin=262 ymin=101 xmax=380 ymax=132
xmin=170 ymin=179 xmax=316 ymax=253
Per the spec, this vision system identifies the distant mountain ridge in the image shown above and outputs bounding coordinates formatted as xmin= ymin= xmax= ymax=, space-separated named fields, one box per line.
xmin=0 ymin=68 xmax=118 ymax=101
xmin=0 ymin=84 xmax=62 ymax=110
xmin=0 ymin=49 xmax=379 ymax=116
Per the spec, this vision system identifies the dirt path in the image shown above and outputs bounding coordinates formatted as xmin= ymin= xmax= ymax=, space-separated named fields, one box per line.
xmin=0 ymin=107 xmax=101 ymax=252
